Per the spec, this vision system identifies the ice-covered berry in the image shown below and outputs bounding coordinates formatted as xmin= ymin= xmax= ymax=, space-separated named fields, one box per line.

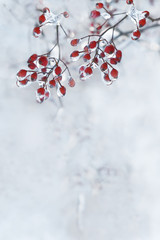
xmin=91 ymin=10 xmax=100 ymax=18
xmin=55 ymin=66 xmax=62 ymax=75
xmin=37 ymin=87 xmax=45 ymax=96
xmin=68 ymin=77 xmax=75 ymax=87
xmin=31 ymin=72 xmax=38 ymax=81
xmin=43 ymin=7 xmax=50 ymax=14
xmin=89 ymin=41 xmax=97 ymax=49
xmin=63 ymin=12 xmax=69 ymax=18
xmin=57 ymin=86 xmax=66 ymax=97
xmin=104 ymin=44 xmax=115 ymax=54
xmin=83 ymin=53 xmax=91 ymax=61
xmin=38 ymin=56 xmax=48 ymax=66
xmin=111 ymin=69 xmax=118 ymax=79
xmin=85 ymin=67 xmax=93 ymax=75
xmin=71 ymin=39 xmax=80 ymax=46
xmin=116 ymin=50 xmax=122 ymax=62
xmin=70 ymin=51 xmax=80 ymax=61
xmin=49 ymin=79 xmax=56 ymax=88
xmin=28 ymin=62 xmax=37 ymax=70
xmin=96 ymin=3 xmax=104 ymax=9
xmin=28 ymin=54 xmax=38 ymax=63
xmin=39 ymin=14 xmax=46 ymax=24
xmin=33 ymin=27 xmax=41 ymax=38
xmin=139 ymin=18 xmax=146 ymax=28
xmin=126 ymin=0 xmax=133 ymax=4
xmin=131 ymin=29 xmax=141 ymax=40
xmin=100 ymin=62 xmax=108 ymax=71
xmin=17 ymin=69 xmax=27 ymax=78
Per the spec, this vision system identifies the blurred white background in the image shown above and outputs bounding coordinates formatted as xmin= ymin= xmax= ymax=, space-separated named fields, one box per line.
xmin=0 ymin=0 xmax=160 ymax=239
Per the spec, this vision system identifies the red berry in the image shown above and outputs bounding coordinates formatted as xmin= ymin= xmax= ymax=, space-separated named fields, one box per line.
xmin=96 ymin=24 xmax=102 ymax=30
xmin=104 ymin=74 xmax=112 ymax=85
xmin=111 ymin=69 xmax=118 ymax=79
xmin=31 ymin=72 xmax=37 ymax=81
xmin=84 ymin=45 xmax=89 ymax=52
xmin=93 ymin=57 xmax=99 ymax=64
xmin=104 ymin=74 xmax=110 ymax=81
xmin=139 ymin=18 xmax=146 ymax=28
xmin=39 ymin=14 xmax=46 ymax=24
xmin=99 ymin=51 xmax=105 ymax=58
xmin=37 ymin=87 xmax=45 ymax=95
xmin=17 ymin=69 xmax=27 ymax=78
xmin=89 ymin=41 xmax=97 ymax=49
xmin=110 ymin=58 xmax=118 ymax=65
xmin=33 ymin=27 xmax=41 ymax=38
xmin=79 ymin=65 xmax=85 ymax=73
xmin=70 ymin=51 xmax=79 ymax=58
xmin=83 ymin=53 xmax=91 ymax=61
xmin=104 ymin=44 xmax=115 ymax=54
xmin=71 ymin=39 xmax=80 ymax=46
xmin=91 ymin=10 xmax=100 ymax=18
xmin=59 ymin=86 xmax=66 ymax=96
xmin=41 ymin=76 xmax=47 ymax=82
xmin=45 ymin=90 xmax=50 ymax=99
xmin=85 ymin=67 xmax=93 ymax=75
xmin=55 ymin=66 xmax=62 ymax=75
xmin=55 ymin=76 xmax=62 ymax=82
xmin=49 ymin=79 xmax=56 ymax=88
xmin=96 ymin=3 xmax=104 ymax=9
xmin=28 ymin=62 xmax=37 ymax=70
xmin=100 ymin=62 xmax=108 ymax=71
xmin=41 ymin=68 xmax=47 ymax=73
xmin=126 ymin=0 xmax=133 ymax=4
xmin=68 ymin=77 xmax=75 ymax=87
xmin=63 ymin=11 xmax=69 ymax=18
xmin=80 ymin=72 xmax=85 ymax=80
xmin=17 ymin=79 xmax=28 ymax=86
xmin=43 ymin=7 xmax=50 ymax=13
xmin=28 ymin=54 xmax=38 ymax=63
xmin=131 ymin=29 xmax=141 ymax=40
xmin=116 ymin=50 xmax=122 ymax=62
xmin=143 ymin=11 xmax=150 ymax=18
xmin=39 ymin=56 xmax=48 ymax=66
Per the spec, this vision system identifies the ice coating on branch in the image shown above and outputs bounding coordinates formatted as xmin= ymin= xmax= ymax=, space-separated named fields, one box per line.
xmin=47 ymin=12 xmax=62 ymax=25
xmin=128 ymin=5 xmax=149 ymax=23
xmin=101 ymin=12 xmax=111 ymax=20
xmin=127 ymin=5 xmax=139 ymax=22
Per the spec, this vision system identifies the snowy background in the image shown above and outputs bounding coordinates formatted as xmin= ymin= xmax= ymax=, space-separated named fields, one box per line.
xmin=0 ymin=0 xmax=160 ymax=239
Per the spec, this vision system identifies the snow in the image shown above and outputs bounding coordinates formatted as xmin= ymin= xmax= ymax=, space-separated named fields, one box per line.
xmin=0 ymin=0 xmax=160 ymax=239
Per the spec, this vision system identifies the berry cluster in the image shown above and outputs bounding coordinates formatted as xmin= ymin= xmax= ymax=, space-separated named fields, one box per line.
xmin=17 ymin=53 xmax=75 ymax=103
xmin=17 ymin=1 xmax=159 ymax=104
xmin=70 ymin=37 xmax=122 ymax=85
xmin=17 ymin=7 xmax=74 ymax=103
xmin=69 ymin=1 xmax=151 ymax=84
xmin=126 ymin=1 xmax=150 ymax=40
xmin=89 ymin=2 xmax=117 ymax=34
xmin=33 ymin=7 xmax=69 ymax=38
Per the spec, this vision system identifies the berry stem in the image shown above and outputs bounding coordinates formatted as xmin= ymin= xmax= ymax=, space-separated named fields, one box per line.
xmin=100 ymin=15 xmax=128 ymax=38
xmin=148 ymin=16 xmax=160 ymax=22
xmin=114 ymin=23 xmax=160 ymax=41
xmin=60 ymin=24 xmax=68 ymax=37
xmin=56 ymin=25 xmax=61 ymax=60
xmin=90 ymin=15 xmax=128 ymax=66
